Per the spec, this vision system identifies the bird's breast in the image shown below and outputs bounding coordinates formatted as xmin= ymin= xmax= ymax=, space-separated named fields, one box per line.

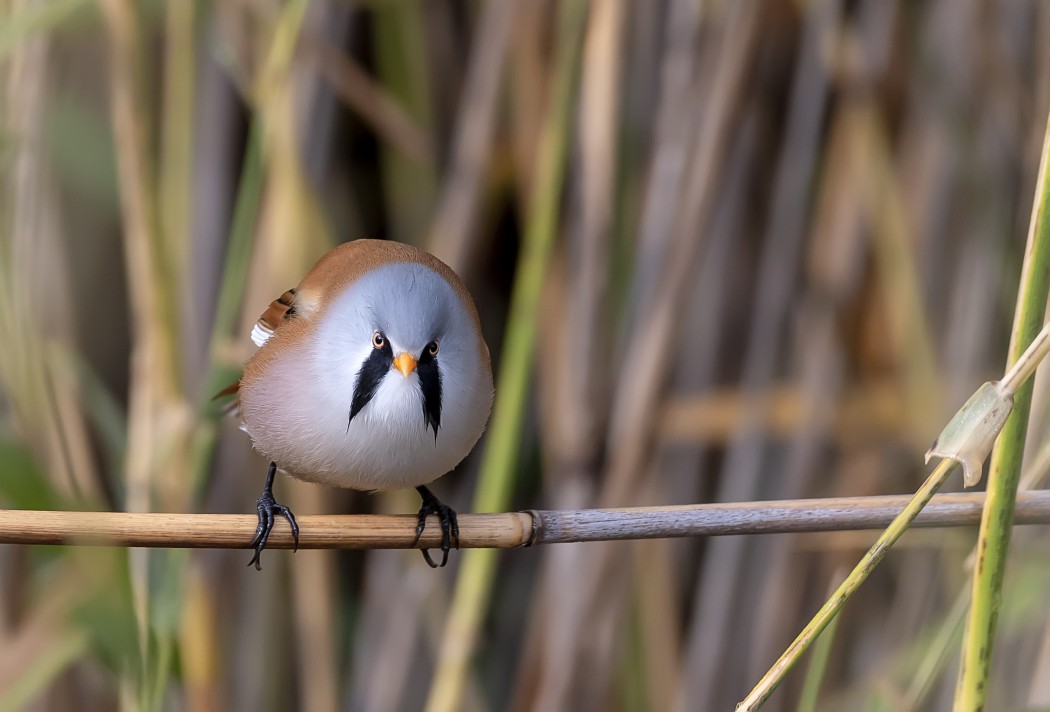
xmin=239 ymin=343 xmax=488 ymax=491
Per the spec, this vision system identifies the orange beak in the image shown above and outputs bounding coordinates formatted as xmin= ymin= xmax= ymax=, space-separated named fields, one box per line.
xmin=393 ymin=352 xmax=418 ymax=377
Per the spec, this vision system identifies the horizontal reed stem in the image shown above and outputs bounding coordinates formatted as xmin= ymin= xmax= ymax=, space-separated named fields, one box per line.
xmin=2 ymin=490 xmax=1049 ymax=550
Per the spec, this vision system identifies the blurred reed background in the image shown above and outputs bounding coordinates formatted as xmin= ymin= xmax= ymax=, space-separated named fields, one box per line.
xmin=2 ymin=0 xmax=1050 ymax=710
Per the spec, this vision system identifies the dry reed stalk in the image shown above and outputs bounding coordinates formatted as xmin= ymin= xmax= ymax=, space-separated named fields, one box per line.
xmin=3 ymin=0 xmax=99 ymax=505
xmin=546 ymin=2 xmax=762 ymax=702
xmin=864 ymin=109 xmax=940 ymax=441
xmin=664 ymin=116 xmax=762 ymax=709
xmin=160 ymin=0 xmax=194 ymax=379
xmin=154 ymin=7 xmax=226 ymax=710
xmin=99 ymin=0 xmax=186 ymax=497
xmin=572 ymin=0 xmax=622 ymax=458
xmin=0 ymin=5 xmax=100 ymax=707
xmin=372 ymin=2 xmax=436 ymax=245
xmin=634 ymin=40 xmax=766 ymax=711
xmin=559 ymin=1 xmax=755 ymax=705
xmin=739 ymin=0 xmax=860 ymax=689
xmin=662 ymin=380 xmax=906 ymax=439
xmin=634 ymin=533 xmax=683 ymax=712
xmin=3 ymin=491 xmax=1050 ymax=549
xmin=676 ymin=3 xmax=839 ymax=697
xmin=726 ymin=85 xmax=872 ymax=707
xmin=178 ymin=565 xmax=220 ymax=712
xmin=603 ymin=0 xmax=759 ymax=502
xmin=506 ymin=0 xmax=548 ymax=206
xmin=526 ymin=0 xmax=625 ymax=706
xmin=301 ymin=31 xmax=434 ymax=168
xmin=100 ymin=0 xmax=195 ymax=696
xmin=5 ymin=2 xmax=1049 ymax=708
xmin=426 ymin=0 xmax=516 ymax=276
xmin=351 ymin=556 xmax=436 ymax=711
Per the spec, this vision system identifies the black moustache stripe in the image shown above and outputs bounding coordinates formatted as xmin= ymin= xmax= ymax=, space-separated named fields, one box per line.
xmin=347 ymin=340 xmax=393 ymax=430
xmin=417 ymin=349 xmax=442 ymax=439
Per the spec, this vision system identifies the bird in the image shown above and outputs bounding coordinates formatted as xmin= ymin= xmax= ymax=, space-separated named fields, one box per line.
xmin=224 ymin=239 xmax=494 ymax=569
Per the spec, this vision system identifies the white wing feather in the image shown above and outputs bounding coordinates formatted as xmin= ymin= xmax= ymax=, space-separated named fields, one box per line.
xmin=251 ymin=322 xmax=273 ymax=347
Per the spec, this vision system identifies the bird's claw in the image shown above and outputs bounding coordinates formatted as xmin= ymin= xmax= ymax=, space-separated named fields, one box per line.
xmin=248 ymin=469 xmax=299 ymax=570
xmin=413 ymin=486 xmax=459 ymax=568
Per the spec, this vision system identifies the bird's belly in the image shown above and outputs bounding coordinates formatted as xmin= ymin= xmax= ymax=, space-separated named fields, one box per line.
xmin=240 ymin=363 xmax=482 ymax=492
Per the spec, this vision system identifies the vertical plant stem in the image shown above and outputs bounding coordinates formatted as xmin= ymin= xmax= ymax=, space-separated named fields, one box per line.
xmin=954 ymin=109 xmax=1050 ymax=711
xmin=160 ymin=0 xmax=194 ymax=369
xmin=373 ymin=1 xmax=436 ymax=244
xmin=99 ymin=0 xmax=182 ymax=699
xmin=424 ymin=4 xmax=587 ymax=711
xmin=427 ymin=0 xmax=516 ymax=273
xmin=209 ymin=123 xmax=265 ymax=348
xmin=191 ymin=119 xmax=264 ymax=472
xmin=0 ymin=0 xmax=87 ymax=60
xmin=157 ymin=7 xmax=202 ymax=699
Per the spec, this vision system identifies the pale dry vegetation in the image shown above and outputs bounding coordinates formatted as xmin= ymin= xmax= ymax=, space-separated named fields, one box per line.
xmin=2 ymin=1 xmax=1050 ymax=711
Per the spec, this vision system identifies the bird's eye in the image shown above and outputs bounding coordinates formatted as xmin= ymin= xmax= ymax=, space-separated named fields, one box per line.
xmin=427 ymin=340 xmax=439 ymax=356
xmin=372 ymin=332 xmax=385 ymax=349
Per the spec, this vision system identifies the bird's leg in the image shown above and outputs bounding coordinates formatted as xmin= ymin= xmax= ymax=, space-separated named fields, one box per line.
xmin=247 ymin=461 xmax=299 ymax=570
xmin=412 ymin=485 xmax=459 ymax=568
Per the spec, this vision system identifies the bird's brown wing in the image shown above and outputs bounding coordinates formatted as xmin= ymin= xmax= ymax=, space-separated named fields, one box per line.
xmin=250 ymin=287 xmax=300 ymax=347
xmin=213 ymin=286 xmax=302 ymax=407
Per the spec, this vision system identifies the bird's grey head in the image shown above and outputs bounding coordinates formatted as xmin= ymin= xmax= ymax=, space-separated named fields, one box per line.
xmin=310 ymin=262 xmax=479 ymax=439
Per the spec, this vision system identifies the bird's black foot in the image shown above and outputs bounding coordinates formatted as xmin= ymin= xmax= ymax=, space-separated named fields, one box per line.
xmin=412 ymin=485 xmax=459 ymax=568
xmin=247 ymin=462 xmax=299 ymax=571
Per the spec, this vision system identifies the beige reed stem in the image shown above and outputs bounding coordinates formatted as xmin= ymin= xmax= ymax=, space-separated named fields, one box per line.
xmin=2 ymin=491 xmax=1050 ymax=549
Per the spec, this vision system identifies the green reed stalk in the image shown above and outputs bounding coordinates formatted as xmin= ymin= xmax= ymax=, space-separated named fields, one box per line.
xmin=953 ymin=108 xmax=1050 ymax=711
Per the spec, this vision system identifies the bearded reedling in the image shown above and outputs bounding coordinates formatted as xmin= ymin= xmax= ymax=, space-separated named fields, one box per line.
xmin=222 ymin=240 xmax=494 ymax=569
